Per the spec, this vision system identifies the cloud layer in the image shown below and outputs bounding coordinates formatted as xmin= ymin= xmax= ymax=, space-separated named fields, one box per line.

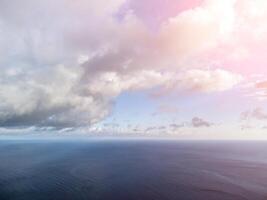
xmin=0 ymin=0 xmax=252 ymax=129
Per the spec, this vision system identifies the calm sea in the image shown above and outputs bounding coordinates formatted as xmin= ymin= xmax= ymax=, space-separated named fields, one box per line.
xmin=0 ymin=139 xmax=267 ymax=200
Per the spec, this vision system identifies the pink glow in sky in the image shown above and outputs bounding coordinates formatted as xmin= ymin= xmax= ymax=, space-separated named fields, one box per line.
xmin=0 ymin=0 xmax=267 ymax=139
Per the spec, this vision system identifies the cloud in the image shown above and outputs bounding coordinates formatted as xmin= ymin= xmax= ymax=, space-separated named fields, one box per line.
xmin=169 ymin=123 xmax=185 ymax=129
xmin=150 ymin=68 xmax=242 ymax=98
xmin=240 ymin=75 xmax=267 ymax=101
xmin=159 ymin=0 xmax=236 ymax=61
xmin=0 ymin=65 xmax=111 ymax=128
xmin=0 ymin=0 xmax=244 ymax=129
xmin=145 ymin=125 xmax=167 ymax=133
xmin=176 ymin=69 xmax=242 ymax=93
xmin=256 ymin=81 xmax=267 ymax=89
xmin=241 ymin=108 xmax=267 ymax=121
xmin=239 ymin=107 xmax=267 ymax=130
xmin=191 ymin=117 xmax=212 ymax=127
xmin=253 ymin=81 xmax=267 ymax=100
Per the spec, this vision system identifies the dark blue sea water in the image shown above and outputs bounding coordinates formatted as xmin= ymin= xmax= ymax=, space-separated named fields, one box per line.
xmin=0 ymin=139 xmax=267 ymax=200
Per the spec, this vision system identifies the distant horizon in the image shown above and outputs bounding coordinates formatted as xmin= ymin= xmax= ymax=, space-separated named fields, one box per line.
xmin=2 ymin=134 xmax=267 ymax=141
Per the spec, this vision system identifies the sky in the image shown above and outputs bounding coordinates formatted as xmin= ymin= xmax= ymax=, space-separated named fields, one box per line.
xmin=1 ymin=0 xmax=267 ymax=139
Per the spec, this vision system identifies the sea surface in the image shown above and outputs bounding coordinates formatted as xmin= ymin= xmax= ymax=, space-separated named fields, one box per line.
xmin=0 ymin=139 xmax=267 ymax=200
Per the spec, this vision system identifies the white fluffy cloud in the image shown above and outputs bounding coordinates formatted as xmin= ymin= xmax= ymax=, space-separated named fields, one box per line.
xmin=177 ymin=69 xmax=242 ymax=92
xmin=0 ymin=0 xmax=244 ymax=128
xmin=160 ymin=0 xmax=236 ymax=61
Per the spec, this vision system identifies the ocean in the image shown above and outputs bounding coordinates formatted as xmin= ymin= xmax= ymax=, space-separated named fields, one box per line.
xmin=0 ymin=139 xmax=267 ymax=200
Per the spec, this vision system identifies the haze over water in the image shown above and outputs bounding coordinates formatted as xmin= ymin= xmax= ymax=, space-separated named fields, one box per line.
xmin=0 ymin=139 xmax=267 ymax=200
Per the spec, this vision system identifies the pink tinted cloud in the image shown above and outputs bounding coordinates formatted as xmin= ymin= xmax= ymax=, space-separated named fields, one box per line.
xmin=0 ymin=0 xmax=264 ymax=129
xmin=195 ymin=1 xmax=267 ymax=76
xmin=119 ymin=0 xmax=202 ymax=29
